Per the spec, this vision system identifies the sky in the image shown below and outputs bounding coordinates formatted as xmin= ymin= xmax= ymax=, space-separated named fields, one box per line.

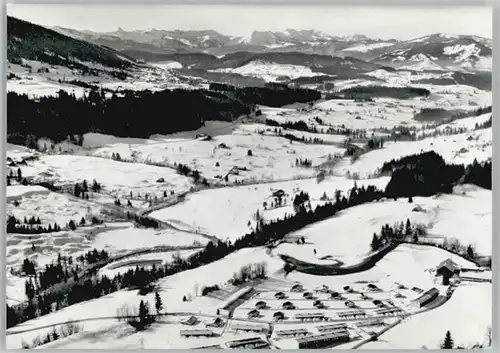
xmin=7 ymin=4 xmax=492 ymax=40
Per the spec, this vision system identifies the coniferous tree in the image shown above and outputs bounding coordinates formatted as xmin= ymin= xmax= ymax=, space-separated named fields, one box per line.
xmin=441 ymin=331 xmax=454 ymax=349
xmin=155 ymin=291 xmax=163 ymax=314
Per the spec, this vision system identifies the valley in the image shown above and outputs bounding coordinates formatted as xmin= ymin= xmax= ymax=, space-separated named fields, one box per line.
xmin=5 ymin=9 xmax=493 ymax=351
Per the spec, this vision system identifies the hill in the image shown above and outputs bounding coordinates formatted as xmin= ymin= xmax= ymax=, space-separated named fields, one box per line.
xmin=7 ymin=16 xmax=137 ymax=75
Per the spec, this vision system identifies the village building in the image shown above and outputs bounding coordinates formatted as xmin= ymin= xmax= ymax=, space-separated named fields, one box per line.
xmin=316 ymin=323 xmax=348 ymax=333
xmin=291 ymin=284 xmax=304 ymax=292
xmin=180 ymin=329 xmax=214 ymax=338
xmin=181 ymin=316 xmax=199 ymax=326
xmin=247 ymin=309 xmax=260 ymax=319
xmin=255 ymin=300 xmax=267 ymax=310
xmin=226 ymin=337 xmax=270 ymax=349
xmin=375 ymin=307 xmax=404 ymax=317
xmin=275 ymin=328 xmax=309 ymax=338
xmin=273 ymin=311 xmax=285 ymax=321
xmin=231 ymin=324 xmax=267 ymax=334
xmin=206 ymin=317 xmax=225 ymax=328
xmin=295 ymin=312 xmax=327 ymax=322
xmin=296 ymin=331 xmax=350 ymax=348
xmin=303 ymin=291 xmax=314 ymax=300
xmin=282 ymin=301 xmax=295 ymax=310
xmin=411 ymin=287 xmax=440 ymax=309
xmin=337 ymin=310 xmax=366 ymax=319
xmin=435 ymin=258 xmax=461 ymax=285
xmin=275 ymin=291 xmax=286 ymax=299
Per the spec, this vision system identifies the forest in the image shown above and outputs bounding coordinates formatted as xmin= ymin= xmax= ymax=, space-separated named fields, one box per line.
xmin=7 ymin=84 xmax=320 ymax=144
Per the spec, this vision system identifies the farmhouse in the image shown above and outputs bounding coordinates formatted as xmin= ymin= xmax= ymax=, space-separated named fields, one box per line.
xmin=435 ymin=258 xmax=461 ymax=285
xmin=295 ymin=312 xmax=326 ymax=322
xmin=272 ymin=189 xmax=286 ymax=198
xmin=296 ymin=331 xmax=350 ymax=348
xmin=282 ymin=301 xmax=295 ymax=310
xmin=411 ymin=287 xmax=440 ymax=309
xmin=180 ymin=329 xmax=214 ymax=338
xmin=291 ymin=284 xmax=304 ymax=292
xmin=226 ymin=337 xmax=270 ymax=349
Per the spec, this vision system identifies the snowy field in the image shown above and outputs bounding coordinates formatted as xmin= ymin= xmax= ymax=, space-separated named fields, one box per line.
xmin=274 ymin=184 xmax=491 ymax=266
xmin=91 ymin=130 xmax=344 ymax=183
xmin=19 ymin=155 xmax=194 ymax=200
xmin=150 ymin=176 xmax=390 ymax=241
xmin=5 ymin=246 xmax=283 ymax=349
xmin=334 ymin=127 xmax=491 ymax=178
xmin=210 ymin=60 xmax=328 ymax=81
xmin=6 ymin=242 xmax=484 ymax=349
xmin=7 ymin=185 xmax=104 ymax=227
xmin=361 ymin=282 xmax=491 ymax=349
xmin=285 ymin=243 xmax=479 ymax=294
xmin=91 ymin=222 xmax=209 ymax=254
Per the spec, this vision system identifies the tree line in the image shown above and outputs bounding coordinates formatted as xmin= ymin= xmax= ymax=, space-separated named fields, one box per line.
xmin=382 ymin=151 xmax=491 ymax=197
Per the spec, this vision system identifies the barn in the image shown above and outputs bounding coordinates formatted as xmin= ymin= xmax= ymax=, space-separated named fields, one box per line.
xmin=436 ymin=259 xmax=461 ymax=285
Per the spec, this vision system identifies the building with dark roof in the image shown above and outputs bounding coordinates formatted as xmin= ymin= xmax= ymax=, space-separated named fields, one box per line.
xmin=296 ymin=331 xmax=350 ymax=348
xmin=282 ymin=301 xmax=295 ymax=310
xmin=181 ymin=316 xmax=199 ymax=326
xmin=273 ymin=311 xmax=285 ymax=321
xmin=317 ymin=323 xmax=348 ymax=333
xmin=411 ymin=287 xmax=439 ymax=308
xmin=295 ymin=312 xmax=326 ymax=322
xmin=275 ymin=291 xmax=286 ymax=299
xmin=436 ymin=258 xmax=461 ymax=285
xmin=255 ymin=301 xmax=267 ymax=309
xmin=226 ymin=337 xmax=270 ymax=349
xmin=275 ymin=328 xmax=309 ymax=338
xmin=291 ymin=284 xmax=304 ymax=292
xmin=247 ymin=309 xmax=260 ymax=319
